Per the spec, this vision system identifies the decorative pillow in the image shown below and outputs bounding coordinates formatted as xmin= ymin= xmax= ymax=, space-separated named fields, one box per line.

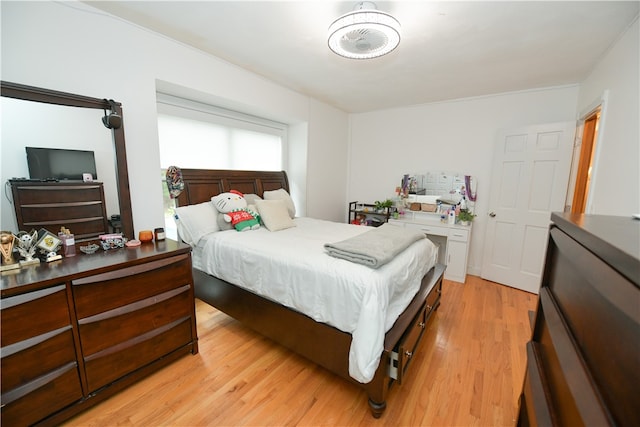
xmin=263 ymin=188 xmax=295 ymax=218
xmin=174 ymin=201 xmax=220 ymax=245
xmin=255 ymin=199 xmax=296 ymax=232
xmin=243 ymin=193 xmax=262 ymax=221
xmin=244 ymin=193 xmax=262 ymax=205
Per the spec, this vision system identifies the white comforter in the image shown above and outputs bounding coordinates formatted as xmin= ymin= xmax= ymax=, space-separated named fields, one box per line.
xmin=192 ymin=217 xmax=438 ymax=383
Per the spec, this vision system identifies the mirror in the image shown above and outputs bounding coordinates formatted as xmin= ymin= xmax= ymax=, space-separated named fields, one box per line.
xmin=400 ymin=171 xmax=478 ymax=211
xmin=0 ymin=81 xmax=133 ymax=239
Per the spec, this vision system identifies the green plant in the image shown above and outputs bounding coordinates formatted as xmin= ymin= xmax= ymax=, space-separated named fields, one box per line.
xmin=374 ymin=199 xmax=394 ymax=210
xmin=458 ymin=209 xmax=476 ymax=222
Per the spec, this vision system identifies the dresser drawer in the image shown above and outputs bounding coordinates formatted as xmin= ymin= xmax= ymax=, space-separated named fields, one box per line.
xmin=448 ymin=228 xmax=469 ymax=242
xmin=518 ymin=341 xmax=554 ymax=427
xmin=84 ymin=317 xmax=193 ymax=392
xmin=1 ymin=327 xmax=78 ymax=393
xmin=1 ymin=363 xmax=83 ymax=427
xmin=1 ymin=286 xmax=71 ymax=346
xmin=22 ymin=216 xmax=108 ymax=238
xmin=72 ymin=254 xmax=193 ymax=319
xmin=14 ymin=184 xmax=104 ymax=204
xmin=533 ymin=288 xmax=613 ymax=426
xmin=21 ymin=202 xmax=106 ymax=223
xmin=395 ymin=304 xmax=427 ymax=384
xmin=403 ymin=222 xmax=449 ymax=237
xmin=425 ymin=279 xmax=442 ymax=317
xmin=78 ymin=285 xmax=193 ymax=356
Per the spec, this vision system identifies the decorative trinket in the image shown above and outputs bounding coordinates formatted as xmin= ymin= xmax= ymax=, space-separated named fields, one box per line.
xmin=14 ymin=230 xmax=40 ymax=266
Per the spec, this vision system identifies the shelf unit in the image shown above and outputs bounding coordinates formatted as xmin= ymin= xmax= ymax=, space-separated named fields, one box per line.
xmin=348 ymin=201 xmax=394 ymax=227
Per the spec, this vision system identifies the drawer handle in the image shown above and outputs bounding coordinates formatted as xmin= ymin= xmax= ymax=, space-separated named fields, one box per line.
xmin=419 ymin=321 xmax=425 ymax=329
xmin=405 ymin=350 xmax=413 ymax=359
xmin=426 ymin=304 xmax=432 ymax=311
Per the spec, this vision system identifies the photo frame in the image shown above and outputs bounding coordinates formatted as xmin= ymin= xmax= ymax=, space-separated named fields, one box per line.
xmin=36 ymin=229 xmax=62 ymax=253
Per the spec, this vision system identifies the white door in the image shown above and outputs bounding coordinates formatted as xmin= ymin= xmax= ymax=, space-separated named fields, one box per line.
xmin=481 ymin=122 xmax=575 ymax=294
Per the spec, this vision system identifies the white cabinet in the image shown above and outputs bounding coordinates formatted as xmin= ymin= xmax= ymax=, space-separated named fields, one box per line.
xmin=389 ymin=215 xmax=471 ymax=283
xmin=444 ymin=239 xmax=468 ymax=282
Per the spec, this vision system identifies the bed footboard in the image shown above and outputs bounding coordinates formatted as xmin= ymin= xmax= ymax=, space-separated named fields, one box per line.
xmin=193 ymin=263 xmax=445 ymax=417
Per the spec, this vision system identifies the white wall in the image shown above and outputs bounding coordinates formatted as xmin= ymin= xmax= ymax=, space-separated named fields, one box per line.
xmin=307 ymin=98 xmax=350 ymax=222
xmin=0 ymin=1 xmax=349 ymax=234
xmin=348 ymin=86 xmax=580 ymax=276
xmin=347 ymin=16 xmax=639 ymax=276
xmin=576 ymin=17 xmax=639 ymax=216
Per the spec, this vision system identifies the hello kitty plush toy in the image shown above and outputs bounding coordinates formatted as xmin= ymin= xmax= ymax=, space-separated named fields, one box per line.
xmin=211 ymin=190 xmax=260 ymax=232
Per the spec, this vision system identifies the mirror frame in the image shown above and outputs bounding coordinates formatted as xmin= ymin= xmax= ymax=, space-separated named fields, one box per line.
xmin=1 ymin=80 xmax=134 ymax=239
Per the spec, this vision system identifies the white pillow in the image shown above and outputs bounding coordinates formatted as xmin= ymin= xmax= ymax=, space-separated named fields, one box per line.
xmin=244 ymin=193 xmax=262 ymax=205
xmin=255 ymin=199 xmax=296 ymax=232
xmin=174 ymin=201 xmax=220 ymax=245
xmin=263 ymin=188 xmax=295 ymax=218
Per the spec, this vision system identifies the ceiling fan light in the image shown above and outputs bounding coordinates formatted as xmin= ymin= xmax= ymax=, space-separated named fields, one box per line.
xmin=328 ymin=4 xmax=400 ymax=59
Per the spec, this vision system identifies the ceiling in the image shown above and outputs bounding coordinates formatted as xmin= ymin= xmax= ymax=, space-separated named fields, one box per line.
xmin=86 ymin=1 xmax=639 ymax=113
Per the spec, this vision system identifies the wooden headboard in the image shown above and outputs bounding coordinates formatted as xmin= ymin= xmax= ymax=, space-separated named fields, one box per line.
xmin=175 ymin=169 xmax=290 ymax=207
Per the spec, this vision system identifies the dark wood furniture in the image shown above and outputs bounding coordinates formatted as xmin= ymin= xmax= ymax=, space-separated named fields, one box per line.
xmin=10 ymin=180 xmax=110 ymax=242
xmin=1 ymin=240 xmax=198 ymax=426
xmin=176 ymin=168 xmax=445 ymax=418
xmin=1 ymin=81 xmax=134 ymax=239
xmin=517 ymin=213 xmax=639 ymax=426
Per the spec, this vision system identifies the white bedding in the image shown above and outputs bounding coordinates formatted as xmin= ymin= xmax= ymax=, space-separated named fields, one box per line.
xmin=192 ymin=217 xmax=438 ymax=383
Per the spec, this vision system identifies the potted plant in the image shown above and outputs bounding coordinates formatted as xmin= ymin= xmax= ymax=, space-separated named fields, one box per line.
xmin=374 ymin=199 xmax=394 ymax=213
xmin=457 ymin=209 xmax=476 ymax=225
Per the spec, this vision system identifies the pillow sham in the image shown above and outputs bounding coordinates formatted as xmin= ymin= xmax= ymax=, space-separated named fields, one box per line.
xmin=263 ymin=188 xmax=295 ymax=218
xmin=255 ymin=199 xmax=296 ymax=232
xmin=174 ymin=201 xmax=220 ymax=245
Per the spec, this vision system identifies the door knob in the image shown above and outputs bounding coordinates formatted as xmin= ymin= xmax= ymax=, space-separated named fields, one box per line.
xmin=489 ymin=212 xmax=496 ymax=218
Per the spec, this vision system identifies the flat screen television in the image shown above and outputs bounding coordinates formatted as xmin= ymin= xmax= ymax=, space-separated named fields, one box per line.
xmin=26 ymin=147 xmax=97 ymax=181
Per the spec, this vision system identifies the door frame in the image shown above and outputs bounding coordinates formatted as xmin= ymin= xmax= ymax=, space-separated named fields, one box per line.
xmin=576 ymin=90 xmax=609 ymax=214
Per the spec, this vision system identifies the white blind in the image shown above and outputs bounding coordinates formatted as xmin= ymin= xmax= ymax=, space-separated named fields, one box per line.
xmin=156 ymin=93 xmax=286 ymax=171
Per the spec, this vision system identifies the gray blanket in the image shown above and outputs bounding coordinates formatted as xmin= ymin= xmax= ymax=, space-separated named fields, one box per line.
xmin=324 ymin=223 xmax=426 ymax=268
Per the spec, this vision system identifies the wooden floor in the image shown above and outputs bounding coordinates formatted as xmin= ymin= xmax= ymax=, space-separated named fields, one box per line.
xmin=65 ymin=275 xmax=536 ymax=426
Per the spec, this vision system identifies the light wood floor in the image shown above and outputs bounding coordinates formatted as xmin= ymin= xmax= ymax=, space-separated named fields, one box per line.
xmin=65 ymin=275 xmax=536 ymax=426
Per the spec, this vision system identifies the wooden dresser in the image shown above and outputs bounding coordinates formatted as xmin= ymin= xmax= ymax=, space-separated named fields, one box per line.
xmin=1 ymin=240 xmax=198 ymax=426
xmin=517 ymin=213 xmax=639 ymax=426
xmin=9 ymin=180 xmax=110 ymax=241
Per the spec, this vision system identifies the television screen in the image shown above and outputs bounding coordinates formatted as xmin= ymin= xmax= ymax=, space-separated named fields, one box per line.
xmin=26 ymin=147 xmax=97 ymax=181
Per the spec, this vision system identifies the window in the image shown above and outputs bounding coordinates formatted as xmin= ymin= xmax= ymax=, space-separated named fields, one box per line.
xmin=156 ymin=93 xmax=287 ymax=239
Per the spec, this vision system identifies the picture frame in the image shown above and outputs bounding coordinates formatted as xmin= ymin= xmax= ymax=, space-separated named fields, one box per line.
xmin=36 ymin=229 xmax=62 ymax=253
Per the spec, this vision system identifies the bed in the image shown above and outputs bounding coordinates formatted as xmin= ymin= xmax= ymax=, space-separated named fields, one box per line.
xmin=174 ymin=168 xmax=445 ymax=417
